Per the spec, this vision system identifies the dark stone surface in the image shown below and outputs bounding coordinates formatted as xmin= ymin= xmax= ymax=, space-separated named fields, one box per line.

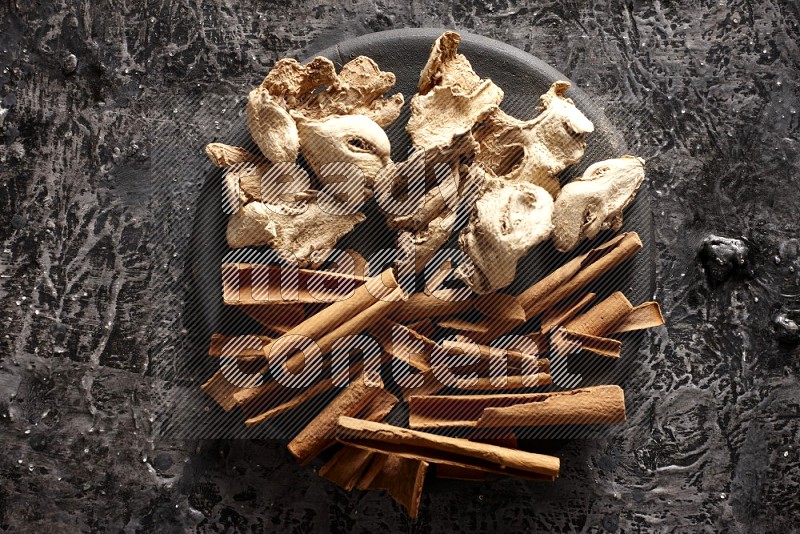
xmin=1 ymin=1 xmax=799 ymax=532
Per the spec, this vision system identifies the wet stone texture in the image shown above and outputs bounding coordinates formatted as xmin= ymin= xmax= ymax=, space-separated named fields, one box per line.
xmin=1 ymin=1 xmax=799 ymax=533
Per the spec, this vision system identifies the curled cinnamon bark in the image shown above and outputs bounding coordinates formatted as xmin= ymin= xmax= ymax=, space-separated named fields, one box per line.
xmin=408 ymin=385 xmax=625 ymax=429
xmin=287 ymin=371 xmax=397 ymax=464
xmin=335 ymin=416 xmax=560 ymax=481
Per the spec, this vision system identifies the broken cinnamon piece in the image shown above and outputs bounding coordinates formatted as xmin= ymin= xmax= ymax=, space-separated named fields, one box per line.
xmin=335 ymin=416 xmax=560 ymax=480
xmin=473 ymin=293 xmax=526 ymax=323
xmin=540 ymin=293 xmax=596 ymax=333
xmin=563 ymin=291 xmax=633 ymax=337
xmin=319 ymin=446 xmax=376 ymax=491
xmin=452 ymin=373 xmax=551 ymax=391
xmin=356 ymin=454 xmax=428 ymax=518
xmin=611 ymin=301 xmax=665 ymax=334
xmin=475 ymin=385 xmax=626 ymax=428
xmin=287 ymin=371 xmax=397 ymax=464
xmin=409 ymin=385 xmax=625 ymax=429
xmin=551 ymin=328 xmax=622 ymax=359
xmin=208 ymin=333 xmax=273 ymax=359
xmin=370 ymin=319 xmax=436 ymax=372
xmin=390 ymin=289 xmax=474 ymax=323
xmin=405 ymin=319 xmax=436 ymax=339
xmin=222 ymin=262 xmax=366 ymax=305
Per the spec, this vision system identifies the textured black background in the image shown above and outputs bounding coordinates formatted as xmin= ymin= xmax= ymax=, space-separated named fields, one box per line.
xmin=1 ymin=1 xmax=799 ymax=532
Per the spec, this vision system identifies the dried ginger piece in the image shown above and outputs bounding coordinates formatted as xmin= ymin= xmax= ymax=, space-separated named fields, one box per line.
xmin=407 ymin=31 xmax=503 ymax=152
xmin=247 ymin=55 xmax=403 ymax=187
xmin=204 ymin=143 xmax=261 ymax=168
xmin=455 ymin=178 xmax=554 ymax=294
xmin=551 ymin=156 xmax=645 ymax=252
xmin=225 ymin=189 xmax=365 ymax=267
xmin=296 ymin=114 xmax=391 ymax=190
xmin=213 ymin=55 xmax=403 ymax=258
xmin=473 ymin=81 xmax=594 ymax=198
xmin=380 ymin=32 xmax=498 ymax=274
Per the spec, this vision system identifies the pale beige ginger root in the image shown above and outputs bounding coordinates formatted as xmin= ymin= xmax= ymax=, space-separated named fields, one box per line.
xmin=376 ymin=132 xmax=482 ymax=274
xmin=455 ymin=178 xmax=554 ymax=294
xmin=552 ymin=156 xmax=645 ymax=252
xmin=472 ymin=81 xmax=594 ymax=198
xmin=246 ymin=55 xmax=403 ymax=189
xmin=205 ymin=143 xmax=262 ymax=168
xmin=225 ymin=188 xmax=365 ymax=267
xmin=384 ymin=31 xmax=498 ymax=274
xmin=222 ymin=162 xmax=269 ymax=206
xmin=296 ymin=114 xmax=391 ymax=191
xmin=406 ymin=31 xmax=503 ymax=152
xmin=395 ymin=163 xmax=485 ymax=274
xmin=209 ymin=54 xmax=402 ymax=260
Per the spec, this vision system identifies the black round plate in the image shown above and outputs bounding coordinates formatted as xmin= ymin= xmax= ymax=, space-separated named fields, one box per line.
xmin=186 ymin=28 xmax=654 ymax=439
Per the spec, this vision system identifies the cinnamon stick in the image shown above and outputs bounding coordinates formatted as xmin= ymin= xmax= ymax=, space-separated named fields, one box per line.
xmin=540 ymin=293 xmax=596 ymax=333
xmin=390 ymin=289 xmax=474 ymax=323
xmin=452 ymin=373 xmax=551 ymax=391
xmin=232 ymin=279 xmax=404 ymax=409
xmin=441 ymin=338 xmax=546 ymax=370
xmin=436 ymin=431 xmax=517 ymax=480
xmin=473 ymin=293 xmax=526 ymax=323
xmin=465 ymin=232 xmax=642 ymax=344
xmin=287 ymin=371 xmax=397 ymax=464
xmin=563 ymin=291 xmax=633 ymax=337
xmin=475 ymin=385 xmax=626 ymax=428
xmin=243 ymin=376 xmax=334 ymax=425
xmin=319 ymin=446 xmax=376 ymax=491
xmin=335 ymin=416 xmax=560 ymax=481
xmin=551 ymin=328 xmax=622 ymax=359
xmin=409 ymin=385 xmax=625 ymax=429
xmin=612 ymin=301 xmax=664 ymax=334
xmin=222 ymin=262 xmax=365 ymax=306
xmin=356 ymin=454 xmax=428 ymax=519
xmin=437 ymin=316 xmax=521 ymax=335
xmin=519 ymin=232 xmax=642 ymax=317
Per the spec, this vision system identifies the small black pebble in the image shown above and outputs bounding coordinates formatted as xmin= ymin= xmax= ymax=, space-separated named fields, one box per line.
xmin=152 ymin=453 xmax=173 ymax=472
xmin=699 ymin=234 xmax=749 ymax=284
xmin=63 ymin=53 xmax=78 ymax=75
xmin=773 ymin=312 xmax=799 ymax=345
xmin=10 ymin=214 xmax=27 ymax=229
xmin=29 ymin=433 xmax=48 ymax=451
xmin=603 ymin=514 xmax=619 ymax=532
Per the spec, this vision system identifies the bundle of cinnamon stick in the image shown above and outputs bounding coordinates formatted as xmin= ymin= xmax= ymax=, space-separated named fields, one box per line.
xmin=199 ymin=231 xmax=664 ymax=517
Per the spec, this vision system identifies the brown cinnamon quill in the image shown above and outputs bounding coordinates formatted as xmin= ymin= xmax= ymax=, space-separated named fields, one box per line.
xmin=612 ymin=301 xmax=664 ymax=333
xmin=287 ymin=371 xmax=398 ymax=464
xmin=335 ymin=416 xmax=560 ymax=481
xmin=408 ymin=385 xmax=625 ymax=429
xmin=563 ymin=291 xmax=633 ymax=336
